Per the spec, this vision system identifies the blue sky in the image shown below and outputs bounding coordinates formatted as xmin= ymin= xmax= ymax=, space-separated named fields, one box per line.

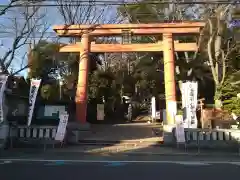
xmin=0 ymin=0 xmax=118 ymax=77
xmin=0 ymin=0 xmax=237 ymax=78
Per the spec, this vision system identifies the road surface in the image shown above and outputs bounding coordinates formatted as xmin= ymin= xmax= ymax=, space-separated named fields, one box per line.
xmin=1 ymin=154 xmax=240 ymax=180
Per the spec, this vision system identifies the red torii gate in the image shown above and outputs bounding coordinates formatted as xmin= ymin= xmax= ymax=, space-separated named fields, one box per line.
xmin=53 ymin=22 xmax=205 ymax=126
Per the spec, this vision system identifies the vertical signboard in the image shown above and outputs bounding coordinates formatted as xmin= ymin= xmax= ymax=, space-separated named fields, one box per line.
xmin=55 ymin=112 xmax=69 ymax=142
xmin=175 ymin=115 xmax=185 ymax=143
xmin=0 ymin=75 xmax=8 ymax=123
xmin=27 ymin=79 xmax=41 ymax=126
xmin=97 ymin=104 xmax=105 ymax=120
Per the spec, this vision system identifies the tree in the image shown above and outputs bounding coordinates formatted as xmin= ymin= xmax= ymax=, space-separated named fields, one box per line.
xmin=117 ymin=0 xmax=211 ymax=97
xmin=56 ymin=0 xmax=120 ymax=43
xmin=28 ymin=40 xmax=65 ymax=78
xmin=203 ymin=5 xmax=240 ymax=108
xmin=28 ymin=40 xmax=77 ymax=100
xmin=29 ymin=40 xmax=104 ymax=100
xmin=0 ymin=0 xmax=49 ymax=75
xmin=118 ymin=1 xmax=240 ymax=106
xmin=0 ymin=0 xmax=22 ymax=16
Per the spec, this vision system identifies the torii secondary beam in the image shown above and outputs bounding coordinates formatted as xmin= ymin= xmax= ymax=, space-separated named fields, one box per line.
xmin=59 ymin=42 xmax=198 ymax=53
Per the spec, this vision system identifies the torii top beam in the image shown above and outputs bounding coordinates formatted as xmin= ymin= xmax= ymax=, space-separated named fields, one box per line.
xmin=53 ymin=22 xmax=205 ymax=37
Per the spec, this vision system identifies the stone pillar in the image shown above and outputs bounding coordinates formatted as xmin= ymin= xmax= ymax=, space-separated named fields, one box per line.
xmin=163 ymin=33 xmax=177 ymax=125
xmin=75 ymin=34 xmax=89 ymax=124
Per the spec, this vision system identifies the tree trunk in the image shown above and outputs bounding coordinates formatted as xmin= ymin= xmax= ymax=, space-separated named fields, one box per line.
xmin=214 ymin=99 xmax=222 ymax=109
xmin=214 ymin=86 xmax=223 ymax=109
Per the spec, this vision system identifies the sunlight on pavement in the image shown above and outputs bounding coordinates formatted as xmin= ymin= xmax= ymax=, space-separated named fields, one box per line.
xmin=82 ymin=141 xmax=162 ymax=154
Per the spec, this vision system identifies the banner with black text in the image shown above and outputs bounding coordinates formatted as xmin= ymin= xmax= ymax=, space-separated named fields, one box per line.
xmin=27 ymin=79 xmax=41 ymax=126
xmin=55 ymin=112 xmax=69 ymax=142
xmin=182 ymin=81 xmax=198 ymax=128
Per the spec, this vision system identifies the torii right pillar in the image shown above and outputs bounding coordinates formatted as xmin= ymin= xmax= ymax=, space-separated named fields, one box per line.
xmin=163 ymin=33 xmax=177 ymax=141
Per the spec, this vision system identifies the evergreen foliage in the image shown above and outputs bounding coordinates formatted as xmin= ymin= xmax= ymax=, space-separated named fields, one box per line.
xmin=222 ymin=72 xmax=240 ymax=115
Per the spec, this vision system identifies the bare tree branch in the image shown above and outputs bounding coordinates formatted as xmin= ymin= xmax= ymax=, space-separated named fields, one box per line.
xmin=0 ymin=1 xmax=50 ymax=74
xmin=0 ymin=0 xmax=21 ymax=16
xmin=56 ymin=0 xmax=119 ymax=42
xmin=11 ymin=64 xmax=30 ymax=76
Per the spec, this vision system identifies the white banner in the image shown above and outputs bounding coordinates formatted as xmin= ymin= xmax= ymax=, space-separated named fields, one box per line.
xmin=27 ymin=79 xmax=41 ymax=126
xmin=182 ymin=81 xmax=198 ymax=128
xmin=55 ymin=112 xmax=69 ymax=141
xmin=0 ymin=75 xmax=8 ymax=123
xmin=97 ymin=104 xmax=104 ymax=120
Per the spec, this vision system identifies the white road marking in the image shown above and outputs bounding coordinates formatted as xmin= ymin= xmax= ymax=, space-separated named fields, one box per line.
xmin=0 ymin=158 xmax=240 ymax=166
xmin=0 ymin=159 xmax=175 ymax=163
xmin=0 ymin=160 xmax=12 ymax=164
xmin=227 ymin=162 xmax=240 ymax=166
xmin=174 ymin=161 xmax=210 ymax=166
xmin=45 ymin=161 xmax=66 ymax=166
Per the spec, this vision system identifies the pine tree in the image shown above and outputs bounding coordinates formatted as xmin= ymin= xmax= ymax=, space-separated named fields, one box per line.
xmin=221 ymin=73 xmax=240 ymax=115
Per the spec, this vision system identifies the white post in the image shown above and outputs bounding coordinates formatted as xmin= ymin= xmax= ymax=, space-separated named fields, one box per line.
xmin=151 ymin=96 xmax=156 ymax=123
xmin=59 ymin=80 xmax=63 ymax=100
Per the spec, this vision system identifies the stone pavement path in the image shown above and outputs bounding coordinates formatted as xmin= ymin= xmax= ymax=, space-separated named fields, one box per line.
xmin=78 ymin=123 xmax=163 ymax=143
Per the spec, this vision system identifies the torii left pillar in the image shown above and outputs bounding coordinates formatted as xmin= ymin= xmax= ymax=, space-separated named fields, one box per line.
xmin=75 ymin=34 xmax=89 ymax=124
xmin=163 ymin=33 xmax=177 ymax=125
xmin=162 ymin=33 xmax=177 ymax=143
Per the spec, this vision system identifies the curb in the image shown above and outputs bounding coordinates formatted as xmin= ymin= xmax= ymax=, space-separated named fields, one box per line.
xmin=46 ymin=146 xmax=240 ymax=157
xmin=115 ymin=151 xmax=240 ymax=157
xmin=2 ymin=148 xmax=240 ymax=158
xmin=43 ymin=150 xmax=240 ymax=157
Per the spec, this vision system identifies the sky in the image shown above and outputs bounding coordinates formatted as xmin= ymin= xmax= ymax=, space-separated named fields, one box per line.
xmin=0 ymin=0 xmax=237 ymax=78
xmin=0 ymin=0 xmax=118 ymax=77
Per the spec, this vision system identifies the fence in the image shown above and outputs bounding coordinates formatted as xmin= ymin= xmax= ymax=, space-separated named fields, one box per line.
xmin=174 ymin=128 xmax=240 ymax=153
xmin=0 ymin=123 xmax=9 ymax=149
xmin=9 ymin=125 xmax=63 ymax=150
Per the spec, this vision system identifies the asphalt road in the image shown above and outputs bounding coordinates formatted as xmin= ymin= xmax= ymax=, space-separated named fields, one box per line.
xmin=1 ymin=158 xmax=240 ymax=180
